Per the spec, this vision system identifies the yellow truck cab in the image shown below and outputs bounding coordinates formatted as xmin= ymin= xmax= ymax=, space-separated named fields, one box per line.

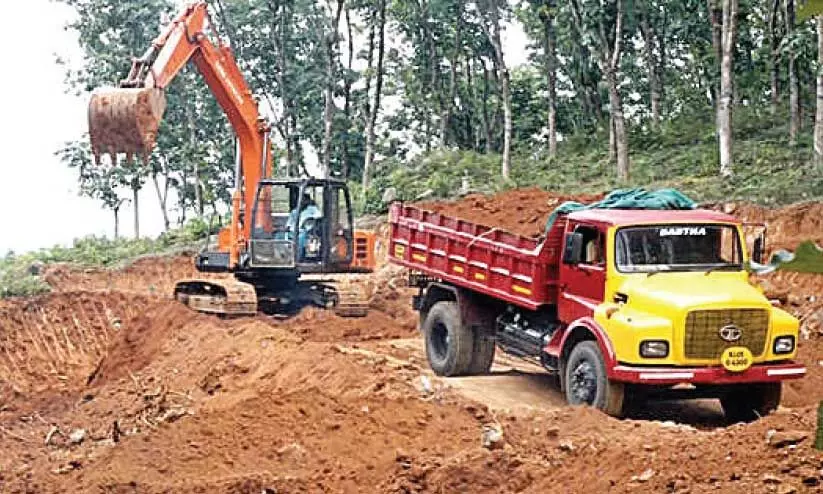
xmin=553 ymin=208 xmax=804 ymax=420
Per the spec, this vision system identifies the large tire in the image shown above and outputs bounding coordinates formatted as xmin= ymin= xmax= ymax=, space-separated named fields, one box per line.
xmin=422 ymin=301 xmax=473 ymax=377
xmin=720 ymin=383 xmax=781 ymax=423
xmin=466 ymin=325 xmax=496 ymax=375
xmin=564 ymin=341 xmax=626 ymax=417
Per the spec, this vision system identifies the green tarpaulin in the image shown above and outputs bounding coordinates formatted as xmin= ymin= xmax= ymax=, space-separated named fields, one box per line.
xmin=544 ymin=188 xmax=697 ymax=234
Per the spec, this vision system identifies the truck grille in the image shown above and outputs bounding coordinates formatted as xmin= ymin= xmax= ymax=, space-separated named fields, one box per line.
xmin=684 ymin=309 xmax=769 ymax=359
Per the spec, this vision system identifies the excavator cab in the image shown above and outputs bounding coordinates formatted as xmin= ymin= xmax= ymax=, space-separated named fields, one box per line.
xmin=248 ymin=178 xmax=356 ymax=272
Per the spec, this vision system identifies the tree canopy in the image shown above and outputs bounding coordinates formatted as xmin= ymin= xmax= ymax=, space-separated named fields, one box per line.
xmin=56 ymin=0 xmax=823 ymax=236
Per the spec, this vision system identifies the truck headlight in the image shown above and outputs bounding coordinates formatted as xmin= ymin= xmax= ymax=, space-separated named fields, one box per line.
xmin=773 ymin=336 xmax=795 ymax=354
xmin=640 ymin=340 xmax=669 ymax=358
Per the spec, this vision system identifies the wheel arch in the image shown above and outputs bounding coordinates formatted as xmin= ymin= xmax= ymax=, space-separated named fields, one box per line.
xmin=557 ymin=317 xmax=617 ymax=389
xmin=419 ymin=283 xmax=458 ymax=325
xmin=419 ymin=283 xmax=502 ymax=331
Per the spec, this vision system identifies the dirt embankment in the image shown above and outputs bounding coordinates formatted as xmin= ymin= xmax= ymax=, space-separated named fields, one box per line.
xmin=42 ymin=254 xmax=200 ymax=296
xmin=1 ymin=188 xmax=823 ymax=493
xmin=3 ymin=287 xmax=823 ymax=493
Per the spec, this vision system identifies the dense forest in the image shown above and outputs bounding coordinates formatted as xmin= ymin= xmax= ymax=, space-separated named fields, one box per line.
xmin=56 ymin=0 xmax=823 ymax=236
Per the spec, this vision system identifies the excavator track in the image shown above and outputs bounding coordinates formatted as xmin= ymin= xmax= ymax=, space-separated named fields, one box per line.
xmin=332 ymin=284 xmax=369 ymax=318
xmin=174 ymin=279 xmax=258 ymax=317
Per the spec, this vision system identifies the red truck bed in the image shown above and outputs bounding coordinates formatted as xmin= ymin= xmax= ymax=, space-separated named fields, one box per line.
xmin=388 ymin=202 xmax=565 ymax=310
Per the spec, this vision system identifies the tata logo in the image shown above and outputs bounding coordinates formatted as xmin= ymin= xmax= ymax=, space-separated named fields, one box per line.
xmin=660 ymin=227 xmax=707 ymax=237
xmin=719 ymin=324 xmax=743 ymax=342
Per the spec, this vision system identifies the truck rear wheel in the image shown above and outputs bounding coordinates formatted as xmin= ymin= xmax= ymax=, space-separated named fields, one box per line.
xmin=467 ymin=326 xmax=496 ymax=375
xmin=423 ymin=301 xmax=473 ymax=377
xmin=720 ymin=383 xmax=781 ymax=423
xmin=564 ymin=341 xmax=625 ymax=417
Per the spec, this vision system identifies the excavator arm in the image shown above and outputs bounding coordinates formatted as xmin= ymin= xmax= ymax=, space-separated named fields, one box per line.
xmin=89 ymin=1 xmax=271 ymax=268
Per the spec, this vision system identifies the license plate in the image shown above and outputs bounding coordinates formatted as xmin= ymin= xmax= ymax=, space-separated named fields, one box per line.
xmin=721 ymin=346 xmax=753 ymax=373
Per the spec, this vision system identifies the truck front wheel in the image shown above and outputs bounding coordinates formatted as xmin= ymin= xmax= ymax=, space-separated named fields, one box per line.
xmin=720 ymin=383 xmax=781 ymax=423
xmin=564 ymin=341 xmax=626 ymax=417
xmin=423 ymin=301 xmax=473 ymax=376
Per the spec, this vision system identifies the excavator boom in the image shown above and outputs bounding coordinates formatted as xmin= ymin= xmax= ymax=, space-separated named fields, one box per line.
xmin=89 ymin=1 xmax=374 ymax=319
xmin=88 ymin=1 xmax=270 ymax=253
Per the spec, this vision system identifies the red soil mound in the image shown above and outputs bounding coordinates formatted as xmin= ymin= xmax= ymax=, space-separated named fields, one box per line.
xmin=417 ymin=188 xmax=603 ymax=238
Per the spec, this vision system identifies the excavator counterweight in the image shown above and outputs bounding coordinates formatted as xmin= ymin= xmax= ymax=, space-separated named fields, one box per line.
xmin=88 ymin=88 xmax=166 ymax=162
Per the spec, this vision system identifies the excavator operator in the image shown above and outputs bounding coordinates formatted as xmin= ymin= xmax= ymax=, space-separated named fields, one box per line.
xmin=287 ymin=193 xmax=323 ymax=260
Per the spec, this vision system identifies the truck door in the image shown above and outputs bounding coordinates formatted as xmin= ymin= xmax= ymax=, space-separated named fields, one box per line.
xmin=558 ymin=222 xmax=607 ymax=322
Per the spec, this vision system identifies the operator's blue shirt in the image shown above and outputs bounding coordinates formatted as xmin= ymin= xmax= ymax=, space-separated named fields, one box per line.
xmin=286 ymin=204 xmax=321 ymax=232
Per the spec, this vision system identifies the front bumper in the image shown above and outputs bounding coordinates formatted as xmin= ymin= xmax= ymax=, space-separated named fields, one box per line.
xmin=610 ymin=361 xmax=806 ymax=385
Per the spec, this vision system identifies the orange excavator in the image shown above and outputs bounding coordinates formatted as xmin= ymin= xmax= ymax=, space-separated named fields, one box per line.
xmin=88 ymin=1 xmax=375 ymax=317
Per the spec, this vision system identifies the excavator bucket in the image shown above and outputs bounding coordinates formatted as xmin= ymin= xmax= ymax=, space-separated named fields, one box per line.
xmin=88 ymin=88 xmax=166 ymax=163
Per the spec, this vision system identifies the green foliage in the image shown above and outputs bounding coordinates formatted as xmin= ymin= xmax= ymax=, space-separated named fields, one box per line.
xmin=775 ymin=241 xmax=823 ymax=273
xmin=0 ymin=219 xmax=217 ymax=299
xmin=54 ymin=0 xmax=823 ymax=245
xmin=360 ymin=108 xmax=823 ymax=212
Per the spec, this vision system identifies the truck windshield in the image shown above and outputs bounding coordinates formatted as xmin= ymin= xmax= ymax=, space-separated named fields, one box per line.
xmin=615 ymin=224 xmax=743 ymax=273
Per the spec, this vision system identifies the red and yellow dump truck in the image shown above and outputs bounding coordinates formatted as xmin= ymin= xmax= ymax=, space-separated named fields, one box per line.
xmin=388 ymin=201 xmax=805 ymax=421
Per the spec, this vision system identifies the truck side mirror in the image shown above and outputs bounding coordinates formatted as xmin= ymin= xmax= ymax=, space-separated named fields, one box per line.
xmin=563 ymin=232 xmax=584 ymax=265
xmin=752 ymin=234 xmax=765 ymax=264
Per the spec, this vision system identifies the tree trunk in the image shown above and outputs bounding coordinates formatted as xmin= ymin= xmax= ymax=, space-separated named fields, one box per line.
xmin=708 ymin=0 xmax=723 ymax=105
xmin=363 ymin=11 xmax=376 ymax=127
xmin=717 ymin=0 xmax=738 ymax=177
xmin=179 ymin=165 xmax=187 ymax=225
xmin=151 ymin=169 xmax=170 ymax=232
xmin=132 ymin=183 xmax=140 ymax=239
xmin=484 ymin=1 xmax=511 ymax=179
xmin=113 ymin=205 xmax=120 ymax=240
xmin=481 ymin=60 xmax=492 ymax=153
xmin=607 ymin=70 xmax=629 ymax=180
xmin=466 ymin=56 xmax=480 ymax=150
xmin=640 ymin=3 xmax=662 ymax=126
xmin=439 ymin=14 xmax=463 ymax=147
xmin=322 ymin=0 xmax=345 ymax=178
xmin=609 ymin=116 xmax=617 ymax=163
xmin=542 ymin=1 xmax=558 ymax=155
xmin=186 ymin=104 xmax=203 ymax=217
xmin=815 ymin=16 xmax=823 ymax=166
xmin=341 ymin=5 xmax=354 ymax=178
xmin=769 ymin=0 xmax=781 ymax=113
xmin=421 ymin=0 xmax=438 ymax=153
xmin=362 ymin=0 xmax=386 ymax=189
xmin=785 ymin=0 xmax=799 ymax=144
xmin=500 ymin=68 xmax=513 ymax=179
xmin=269 ymin=0 xmax=295 ymax=175
xmin=570 ymin=0 xmax=628 ymax=180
